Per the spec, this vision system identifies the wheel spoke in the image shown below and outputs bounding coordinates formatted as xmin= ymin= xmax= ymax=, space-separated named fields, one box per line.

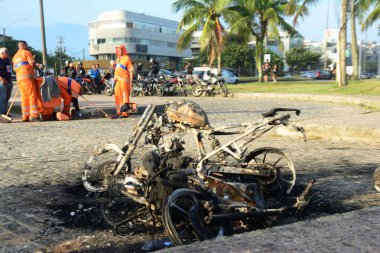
xmin=171 ymin=202 xmax=189 ymax=216
xmin=272 ymin=157 xmax=284 ymax=167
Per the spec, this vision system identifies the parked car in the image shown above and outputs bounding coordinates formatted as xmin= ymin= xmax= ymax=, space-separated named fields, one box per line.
xmin=222 ymin=70 xmax=239 ymax=84
xmin=360 ymin=72 xmax=371 ymax=79
xmin=158 ymin=69 xmax=172 ymax=81
xmin=314 ymin=70 xmax=332 ymax=80
xmin=193 ymin=67 xmax=239 ymax=84
xmin=300 ymin=70 xmax=332 ymax=80
xmin=300 ymin=71 xmax=317 ymax=79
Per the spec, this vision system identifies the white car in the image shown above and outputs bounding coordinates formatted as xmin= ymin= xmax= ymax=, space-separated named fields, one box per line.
xmin=193 ymin=67 xmax=239 ymax=84
xmin=222 ymin=70 xmax=239 ymax=84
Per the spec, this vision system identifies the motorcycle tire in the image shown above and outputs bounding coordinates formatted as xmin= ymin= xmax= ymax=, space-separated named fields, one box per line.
xmin=191 ymin=85 xmax=203 ymax=97
xmin=105 ymin=88 xmax=113 ymax=96
xmin=155 ymin=86 xmax=164 ymax=97
xmin=220 ymin=84 xmax=228 ymax=97
xmin=131 ymin=87 xmax=139 ymax=97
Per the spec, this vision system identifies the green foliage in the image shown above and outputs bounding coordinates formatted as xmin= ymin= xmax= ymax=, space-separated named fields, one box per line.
xmin=285 ymin=46 xmax=322 ymax=71
xmin=227 ymin=79 xmax=380 ymax=96
xmin=193 ymin=50 xmax=209 ymax=67
xmin=221 ymin=35 xmax=255 ymax=75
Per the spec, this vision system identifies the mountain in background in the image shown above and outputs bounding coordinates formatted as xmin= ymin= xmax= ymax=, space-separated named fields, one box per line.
xmin=10 ymin=22 xmax=93 ymax=59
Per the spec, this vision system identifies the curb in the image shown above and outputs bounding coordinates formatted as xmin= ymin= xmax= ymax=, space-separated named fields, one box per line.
xmin=233 ymin=93 xmax=380 ymax=109
xmin=275 ymin=124 xmax=380 ymax=144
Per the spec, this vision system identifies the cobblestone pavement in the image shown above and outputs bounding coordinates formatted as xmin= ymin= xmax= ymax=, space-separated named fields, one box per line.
xmin=0 ymin=97 xmax=379 ymax=252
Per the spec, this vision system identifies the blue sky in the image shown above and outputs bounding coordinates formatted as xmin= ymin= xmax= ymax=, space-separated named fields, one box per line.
xmin=1 ymin=0 xmax=379 ymax=52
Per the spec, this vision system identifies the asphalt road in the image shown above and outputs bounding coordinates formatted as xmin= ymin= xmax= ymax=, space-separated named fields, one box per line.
xmin=0 ymin=96 xmax=379 ymax=252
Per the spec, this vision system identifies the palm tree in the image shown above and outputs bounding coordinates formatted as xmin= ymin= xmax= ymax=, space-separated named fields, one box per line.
xmin=361 ymin=0 xmax=380 ymax=30
xmin=337 ymin=0 xmax=348 ymax=87
xmin=173 ymin=0 xmax=238 ymax=74
xmin=350 ymin=0 xmax=359 ymax=80
xmin=232 ymin=0 xmax=298 ymax=82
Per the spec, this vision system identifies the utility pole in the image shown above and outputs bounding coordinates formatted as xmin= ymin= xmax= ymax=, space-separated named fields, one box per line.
xmin=56 ymin=36 xmax=65 ymax=75
xmin=83 ymin=48 xmax=85 ymax=61
xmin=39 ymin=0 xmax=48 ymax=69
xmin=324 ymin=0 xmax=330 ymax=69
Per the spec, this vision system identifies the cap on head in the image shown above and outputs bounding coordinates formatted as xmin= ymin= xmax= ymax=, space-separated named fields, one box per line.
xmin=0 ymin=47 xmax=8 ymax=55
xmin=116 ymin=44 xmax=127 ymax=57
xmin=65 ymin=60 xmax=69 ymax=64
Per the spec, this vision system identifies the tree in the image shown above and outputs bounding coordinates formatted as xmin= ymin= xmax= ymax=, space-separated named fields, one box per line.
xmin=349 ymin=0 xmax=359 ymax=80
xmin=285 ymin=46 xmax=322 ymax=72
xmin=232 ymin=0 xmax=299 ymax=82
xmin=337 ymin=0 xmax=348 ymax=87
xmin=173 ymin=0 xmax=239 ymax=74
xmin=220 ymin=34 xmax=255 ymax=75
xmin=361 ymin=0 xmax=380 ymax=30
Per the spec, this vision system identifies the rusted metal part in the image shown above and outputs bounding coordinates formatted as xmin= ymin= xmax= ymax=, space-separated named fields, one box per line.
xmin=166 ymin=100 xmax=209 ymax=128
xmin=81 ymin=101 xmax=312 ymax=245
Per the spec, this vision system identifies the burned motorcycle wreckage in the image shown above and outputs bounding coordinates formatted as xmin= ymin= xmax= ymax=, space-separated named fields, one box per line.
xmin=82 ymin=101 xmax=314 ymax=246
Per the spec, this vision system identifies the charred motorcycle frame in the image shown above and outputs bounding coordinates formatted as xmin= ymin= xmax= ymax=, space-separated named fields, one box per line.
xmin=82 ymin=101 xmax=314 ymax=245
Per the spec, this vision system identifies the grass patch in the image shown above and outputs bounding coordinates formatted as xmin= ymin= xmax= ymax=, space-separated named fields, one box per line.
xmin=230 ymin=79 xmax=380 ymax=96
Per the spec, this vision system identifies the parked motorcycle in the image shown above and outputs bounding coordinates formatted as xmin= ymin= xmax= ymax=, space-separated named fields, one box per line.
xmin=191 ymin=72 xmax=228 ymax=97
xmin=132 ymin=73 xmax=164 ymax=97
xmin=165 ymin=74 xmax=188 ymax=96
xmin=104 ymin=78 xmax=115 ymax=96
xmin=80 ymin=75 xmax=105 ymax=95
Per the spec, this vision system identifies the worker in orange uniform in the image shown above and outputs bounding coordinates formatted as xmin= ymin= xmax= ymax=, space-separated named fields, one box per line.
xmin=41 ymin=77 xmax=82 ymax=120
xmin=114 ymin=44 xmax=134 ymax=118
xmin=13 ymin=41 xmax=42 ymax=122
xmin=57 ymin=77 xmax=82 ymax=118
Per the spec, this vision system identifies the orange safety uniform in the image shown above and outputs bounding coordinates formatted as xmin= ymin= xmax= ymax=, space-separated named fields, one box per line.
xmin=13 ymin=49 xmax=41 ymax=120
xmin=56 ymin=77 xmax=81 ymax=116
xmin=114 ymin=45 xmax=134 ymax=116
xmin=35 ymin=77 xmax=81 ymax=120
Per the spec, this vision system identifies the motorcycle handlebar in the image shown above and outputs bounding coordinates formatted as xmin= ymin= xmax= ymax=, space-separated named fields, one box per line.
xmin=261 ymin=108 xmax=301 ymax=118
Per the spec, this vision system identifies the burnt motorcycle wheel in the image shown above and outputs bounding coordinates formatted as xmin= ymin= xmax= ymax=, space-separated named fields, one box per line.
xmin=82 ymin=144 xmax=130 ymax=193
xmin=219 ymin=84 xmax=228 ymax=97
xmin=191 ymin=85 xmax=203 ymax=97
xmin=163 ymin=188 xmax=220 ymax=245
xmin=100 ymin=179 xmax=149 ymax=234
xmin=243 ymin=147 xmax=296 ymax=207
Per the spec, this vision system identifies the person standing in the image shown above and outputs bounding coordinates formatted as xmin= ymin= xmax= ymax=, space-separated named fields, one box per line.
xmin=12 ymin=41 xmax=41 ymax=122
xmin=75 ymin=61 xmax=86 ymax=84
xmin=114 ymin=45 xmax=134 ymax=118
xmin=66 ymin=62 xmax=77 ymax=79
xmin=184 ymin=62 xmax=194 ymax=85
xmin=0 ymin=47 xmax=13 ymax=115
xmin=262 ymin=59 xmax=271 ymax=82
xmin=63 ymin=60 xmax=70 ymax=76
xmin=272 ymin=64 xmax=278 ymax=83
xmin=148 ymin=58 xmax=160 ymax=76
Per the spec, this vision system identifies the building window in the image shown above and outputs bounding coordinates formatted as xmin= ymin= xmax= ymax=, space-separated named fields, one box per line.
xmin=167 ymin=42 xmax=176 ymax=47
xmin=113 ymin=37 xmax=127 ymax=43
xmin=127 ymin=22 xmax=133 ymax=28
xmin=97 ymin=38 xmax=106 ymax=44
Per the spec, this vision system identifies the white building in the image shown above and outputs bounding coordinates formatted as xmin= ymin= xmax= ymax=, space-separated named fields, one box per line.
xmin=88 ymin=10 xmax=191 ymax=67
